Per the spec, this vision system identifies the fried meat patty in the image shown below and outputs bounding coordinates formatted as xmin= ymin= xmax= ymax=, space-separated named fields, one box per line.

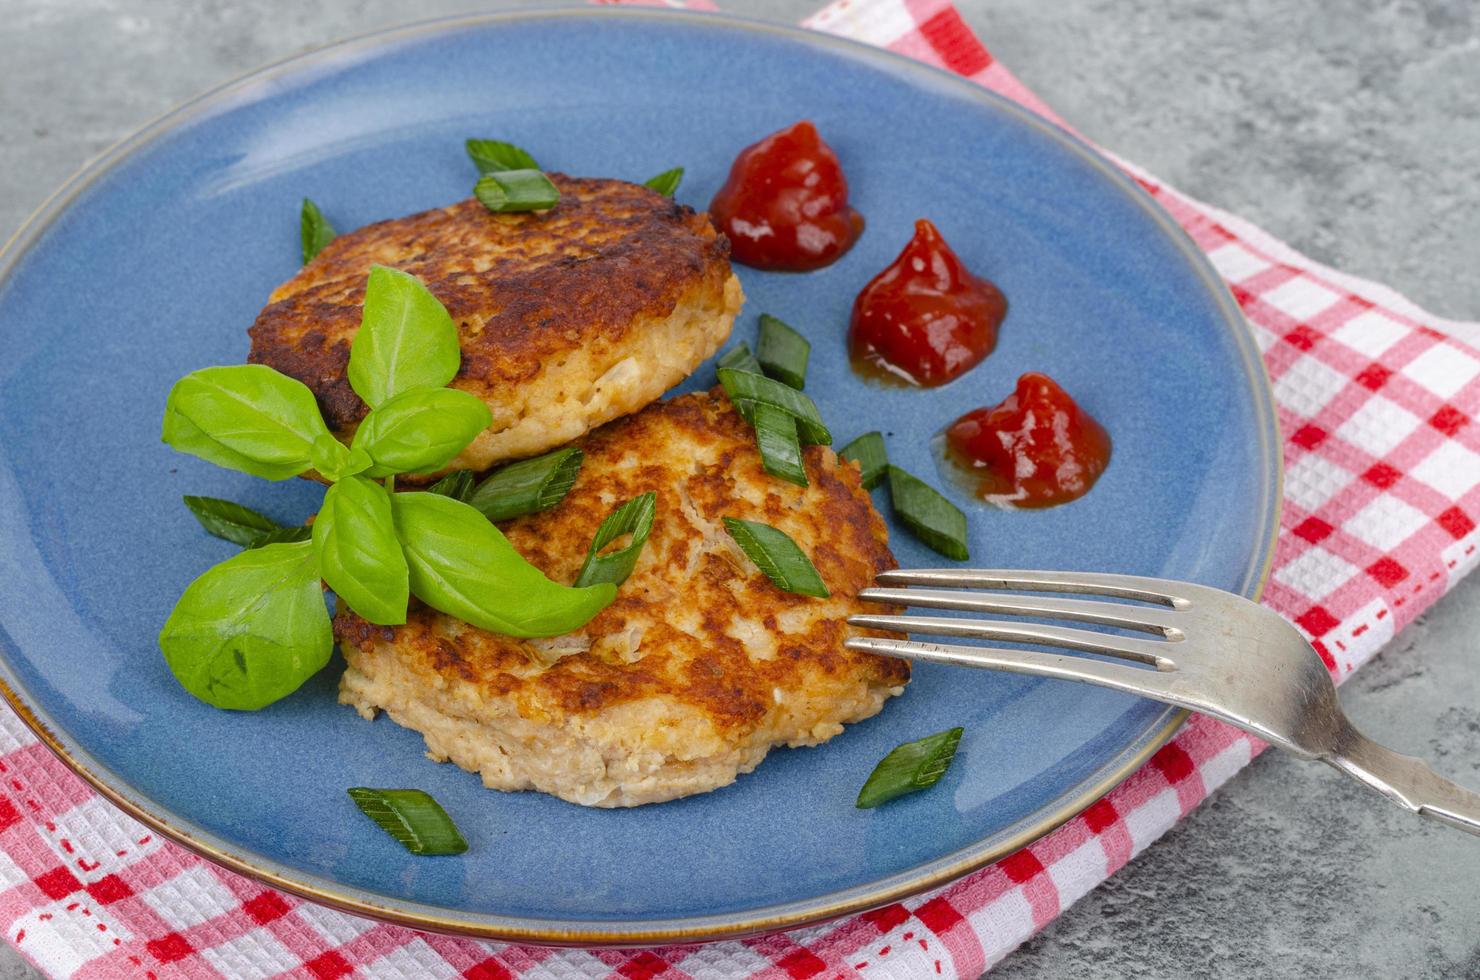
xmin=335 ymin=391 xmax=910 ymax=806
xmin=249 ymin=176 xmax=743 ymax=472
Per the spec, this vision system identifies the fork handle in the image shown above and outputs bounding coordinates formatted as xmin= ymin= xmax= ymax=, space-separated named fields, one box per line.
xmin=1325 ymin=727 xmax=1480 ymax=835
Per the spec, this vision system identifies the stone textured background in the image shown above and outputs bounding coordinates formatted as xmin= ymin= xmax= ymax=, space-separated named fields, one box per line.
xmin=1 ymin=1 xmax=1476 ymax=976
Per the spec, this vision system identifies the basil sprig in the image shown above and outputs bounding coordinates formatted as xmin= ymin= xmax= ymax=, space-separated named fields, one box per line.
xmin=161 ymin=266 xmax=615 ymax=710
xmin=465 ymin=138 xmax=539 ymax=174
xmin=644 ymin=167 xmax=684 ymax=197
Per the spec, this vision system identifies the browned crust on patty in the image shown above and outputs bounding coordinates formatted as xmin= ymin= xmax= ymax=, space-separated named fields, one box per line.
xmin=248 ymin=175 xmax=734 ymax=434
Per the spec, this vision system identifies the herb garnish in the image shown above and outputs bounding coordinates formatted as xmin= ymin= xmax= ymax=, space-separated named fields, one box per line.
xmin=886 ymin=465 xmax=969 ymax=561
xmin=465 ymin=138 xmax=540 ymax=174
xmin=468 ymin=447 xmax=584 ymax=522
xmin=183 ymin=495 xmax=294 ymax=549
xmin=161 ymin=266 xmax=615 ymax=709
xmin=575 ymin=492 xmax=657 ymax=588
xmin=475 ymin=170 xmax=560 ymax=213
xmin=756 ymin=314 xmax=810 ymax=390
xmin=300 ymin=198 xmax=336 ymax=264
xmin=856 ymin=727 xmax=963 ymax=808
xmin=644 ymin=167 xmax=684 ymax=197
xmin=838 ymin=432 xmax=887 ymax=490
xmin=348 ymin=788 xmax=467 ymax=855
xmin=722 ymin=517 xmax=829 ymax=598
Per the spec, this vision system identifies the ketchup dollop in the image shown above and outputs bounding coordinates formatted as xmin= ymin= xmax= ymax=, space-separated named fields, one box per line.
xmin=708 ymin=120 xmax=864 ymax=271
xmin=848 ymin=219 xmax=1006 ymax=387
xmin=945 ymin=373 xmax=1111 ymax=509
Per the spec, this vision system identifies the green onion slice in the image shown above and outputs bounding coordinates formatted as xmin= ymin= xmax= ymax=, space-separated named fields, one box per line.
xmin=721 ymin=517 xmax=829 ymax=598
xmin=644 ymin=167 xmax=684 ymax=196
xmin=574 ymin=491 xmax=657 ymax=588
xmin=887 ymin=465 xmax=969 ymax=560
xmin=467 ymin=448 xmax=583 ymax=522
xmin=716 ymin=368 xmax=831 ymax=446
xmin=756 ymin=314 xmax=811 ymax=390
xmin=465 ymin=138 xmax=539 ymax=174
xmin=717 ymin=341 xmax=763 ymax=376
xmin=347 ymin=788 xmax=468 ymax=855
xmin=426 ymin=469 xmax=476 ymax=503
xmin=752 ymin=404 xmax=808 ymax=487
xmin=475 ymin=170 xmax=560 ymax=213
xmin=300 ymin=198 xmax=336 ymax=264
xmin=839 ymin=432 xmax=888 ymax=490
xmin=182 ymin=495 xmax=279 ymax=547
xmin=856 ymin=727 xmax=964 ymax=809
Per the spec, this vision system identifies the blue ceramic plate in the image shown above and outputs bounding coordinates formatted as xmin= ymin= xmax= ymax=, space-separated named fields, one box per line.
xmin=0 ymin=9 xmax=1278 ymax=944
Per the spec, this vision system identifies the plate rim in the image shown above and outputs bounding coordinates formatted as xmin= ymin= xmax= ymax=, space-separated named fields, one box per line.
xmin=0 ymin=5 xmax=1282 ymax=945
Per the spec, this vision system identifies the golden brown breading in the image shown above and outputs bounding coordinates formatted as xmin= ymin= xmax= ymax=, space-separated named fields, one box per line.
xmin=248 ymin=176 xmax=743 ymax=472
xmin=335 ymin=391 xmax=909 ymax=806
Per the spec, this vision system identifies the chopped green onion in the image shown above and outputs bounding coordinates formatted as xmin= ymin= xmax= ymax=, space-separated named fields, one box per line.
xmin=839 ymin=432 xmax=888 ymax=490
xmin=467 ymin=448 xmax=583 ymax=523
xmin=347 ymin=788 xmax=468 ymax=855
xmin=575 ymin=491 xmax=656 ymax=588
xmin=426 ymin=469 xmax=475 ymax=503
xmin=182 ymin=495 xmax=279 ymax=547
xmin=300 ymin=198 xmax=336 ymax=264
xmin=886 ymin=465 xmax=969 ymax=560
xmin=249 ymin=525 xmax=312 ymax=548
xmin=644 ymin=167 xmax=684 ymax=196
xmin=856 ymin=727 xmax=963 ymax=808
xmin=475 ymin=170 xmax=560 ymax=213
xmin=465 ymin=138 xmax=539 ymax=174
xmin=717 ymin=341 xmax=763 ymax=375
xmin=716 ymin=368 xmax=831 ymax=446
xmin=721 ymin=517 xmax=829 ymax=598
xmin=756 ymin=314 xmax=811 ymax=390
xmin=752 ymin=404 xmax=808 ymax=487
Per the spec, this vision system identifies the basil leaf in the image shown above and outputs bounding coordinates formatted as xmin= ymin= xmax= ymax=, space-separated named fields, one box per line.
xmin=350 ymin=387 xmax=491 ymax=478
xmin=643 ymin=167 xmax=684 ymax=196
xmin=752 ymin=404 xmax=808 ymax=487
xmin=348 ymin=788 xmax=467 ymax=855
xmin=300 ymin=198 xmax=336 ymax=264
xmin=162 ymin=365 xmax=331 ymax=480
xmin=716 ymin=367 xmax=832 ymax=445
xmin=391 ymin=492 xmax=616 ymax=638
xmin=856 ymin=727 xmax=963 ymax=808
xmin=310 ymin=434 xmax=372 ymax=483
xmin=839 ymin=431 xmax=888 ymax=490
xmin=716 ymin=341 xmax=763 ymax=376
xmin=250 ymin=525 xmax=311 ymax=548
xmin=474 ymin=170 xmax=560 ymax=213
xmin=347 ymin=266 xmax=461 ymax=409
xmin=157 ymin=540 xmax=331 ymax=710
xmin=182 ymin=495 xmax=279 ymax=547
xmin=756 ymin=314 xmax=810 ymax=390
xmin=574 ymin=492 xmax=656 ymax=588
xmin=313 ymin=476 xmax=408 ymax=626
xmin=465 ymin=138 xmax=539 ymax=174
xmin=887 ymin=465 xmax=969 ymax=561
xmin=426 ymin=470 xmax=476 ymax=503
xmin=721 ymin=517 xmax=830 ymax=598
xmin=467 ymin=447 xmax=583 ymax=522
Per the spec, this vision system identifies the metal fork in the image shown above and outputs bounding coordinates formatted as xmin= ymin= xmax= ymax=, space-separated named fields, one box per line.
xmin=846 ymin=568 xmax=1480 ymax=835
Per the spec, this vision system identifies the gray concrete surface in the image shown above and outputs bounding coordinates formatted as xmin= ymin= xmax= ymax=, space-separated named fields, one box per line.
xmin=1 ymin=1 xmax=1476 ymax=977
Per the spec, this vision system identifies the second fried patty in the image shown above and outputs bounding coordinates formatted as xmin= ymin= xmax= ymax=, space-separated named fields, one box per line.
xmin=335 ymin=391 xmax=910 ymax=807
xmin=248 ymin=175 xmax=743 ymax=472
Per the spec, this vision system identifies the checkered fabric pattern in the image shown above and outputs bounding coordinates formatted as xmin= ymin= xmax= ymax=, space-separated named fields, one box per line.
xmin=3 ymin=0 xmax=1478 ymax=976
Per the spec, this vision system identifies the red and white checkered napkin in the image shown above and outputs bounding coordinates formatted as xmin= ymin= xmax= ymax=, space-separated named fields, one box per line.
xmin=4 ymin=0 xmax=1480 ymax=976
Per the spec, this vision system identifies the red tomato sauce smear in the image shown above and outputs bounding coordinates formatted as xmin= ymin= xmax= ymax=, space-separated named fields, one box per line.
xmin=708 ymin=120 xmax=863 ymax=271
xmin=945 ymin=373 xmax=1111 ymax=509
xmin=849 ymin=219 xmax=1006 ymax=387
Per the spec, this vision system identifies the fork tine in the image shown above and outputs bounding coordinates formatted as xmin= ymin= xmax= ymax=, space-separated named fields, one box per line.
xmin=857 ymin=587 xmax=1184 ymax=636
xmin=848 ymin=614 xmax=1176 ymax=669
xmin=846 ymin=636 xmax=1182 ymax=699
xmin=874 ymin=568 xmax=1190 ymax=608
